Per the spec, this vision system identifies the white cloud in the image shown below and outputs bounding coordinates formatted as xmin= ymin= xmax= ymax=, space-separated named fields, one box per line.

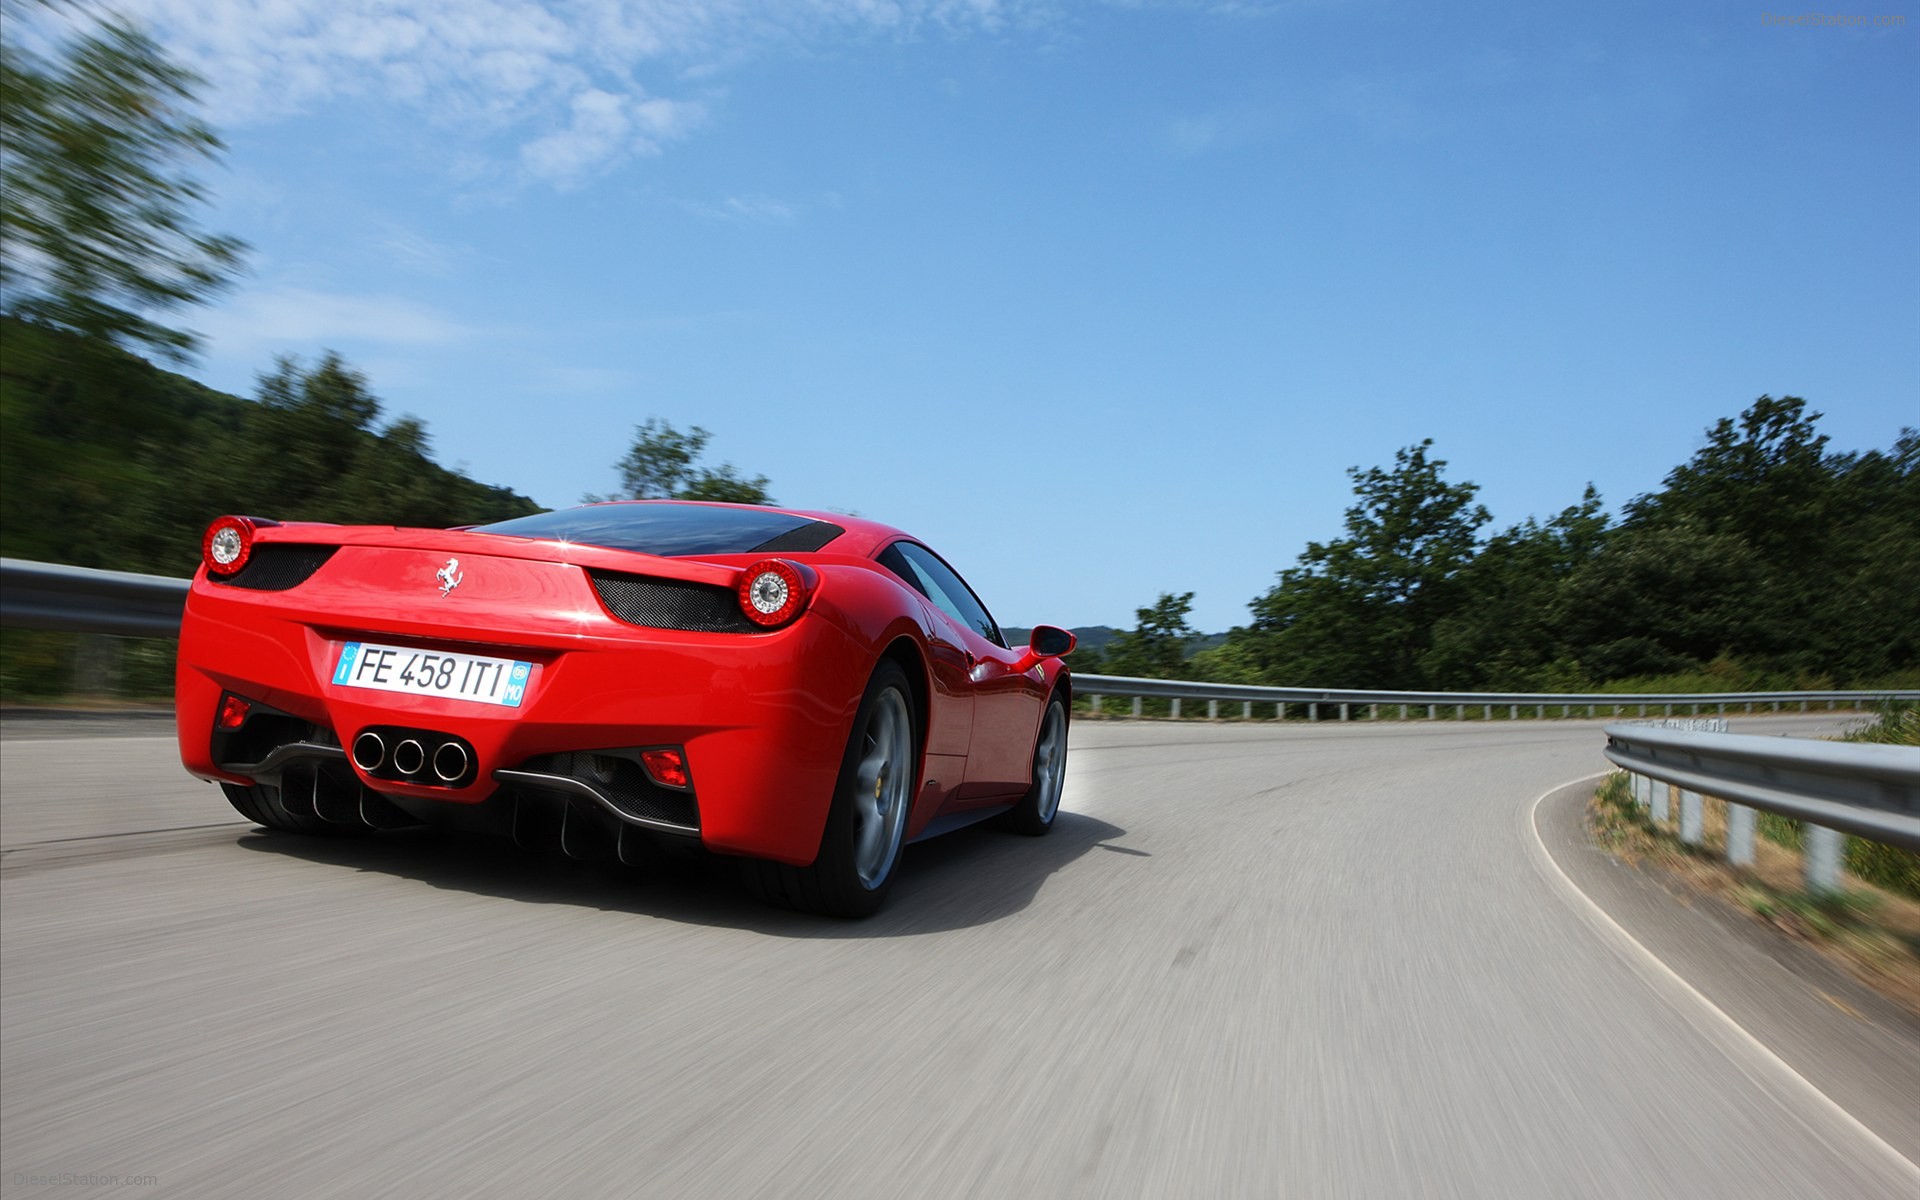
xmin=523 ymin=88 xmax=647 ymax=185
xmin=680 ymin=193 xmax=801 ymax=223
xmin=538 ymin=364 xmax=636 ymax=393
xmin=376 ymin=228 xmax=472 ymax=278
xmin=197 ymin=286 xmax=479 ymax=354
xmin=69 ymin=1 xmax=1051 ymax=186
xmin=509 ymin=86 xmax=708 ymax=185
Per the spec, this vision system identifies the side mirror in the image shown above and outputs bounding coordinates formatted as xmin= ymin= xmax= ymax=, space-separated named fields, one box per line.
xmin=1030 ymin=625 xmax=1075 ymax=657
xmin=1009 ymin=625 xmax=1076 ymax=674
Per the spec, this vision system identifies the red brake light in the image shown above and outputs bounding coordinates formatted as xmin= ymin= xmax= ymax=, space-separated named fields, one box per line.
xmin=736 ymin=559 xmax=811 ymax=628
xmin=202 ymin=516 xmax=256 ymax=576
xmin=640 ymin=748 xmax=690 ymax=790
xmin=217 ymin=693 xmax=254 ymax=731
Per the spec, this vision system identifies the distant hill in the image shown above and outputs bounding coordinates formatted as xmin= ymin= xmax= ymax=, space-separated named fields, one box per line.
xmin=0 ymin=316 xmax=539 ymax=575
xmin=1002 ymin=625 xmax=1117 ymax=654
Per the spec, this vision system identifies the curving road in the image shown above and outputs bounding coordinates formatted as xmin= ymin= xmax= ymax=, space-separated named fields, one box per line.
xmin=3 ymin=713 xmax=1917 ymax=1198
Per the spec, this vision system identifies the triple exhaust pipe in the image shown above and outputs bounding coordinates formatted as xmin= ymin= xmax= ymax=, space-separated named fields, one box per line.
xmin=352 ymin=728 xmax=473 ymax=786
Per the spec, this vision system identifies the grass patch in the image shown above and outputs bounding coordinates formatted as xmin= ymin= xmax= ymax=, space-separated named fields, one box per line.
xmin=1590 ymin=770 xmax=1920 ymax=1016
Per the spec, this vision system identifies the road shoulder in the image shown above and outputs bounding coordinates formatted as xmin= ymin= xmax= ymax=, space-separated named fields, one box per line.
xmin=1534 ymin=776 xmax=1920 ymax=1170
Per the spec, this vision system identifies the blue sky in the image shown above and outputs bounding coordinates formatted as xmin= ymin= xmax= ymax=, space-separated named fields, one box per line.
xmin=38 ymin=1 xmax=1918 ymax=632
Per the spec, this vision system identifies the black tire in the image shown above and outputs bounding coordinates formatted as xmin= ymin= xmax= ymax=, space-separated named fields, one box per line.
xmin=220 ymin=778 xmax=335 ymax=834
xmin=998 ymin=692 xmax=1068 ymax=836
xmin=741 ymin=659 xmax=920 ymax=918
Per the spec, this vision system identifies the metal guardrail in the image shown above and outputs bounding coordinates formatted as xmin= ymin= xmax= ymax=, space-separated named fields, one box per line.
xmin=1604 ymin=723 xmax=1920 ymax=852
xmin=1072 ymin=672 xmax=1918 ymax=720
xmin=4 ymin=558 xmax=1915 ymax=713
xmin=1 ymin=558 xmax=189 ymax=637
xmin=6 ymin=557 xmax=1915 ymax=888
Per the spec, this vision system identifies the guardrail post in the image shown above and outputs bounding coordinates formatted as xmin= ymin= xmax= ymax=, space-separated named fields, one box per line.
xmin=1207 ymin=699 xmax=1218 ymax=719
xmin=1370 ymin=703 xmax=1379 ymax=721
xmin=1171 ymin=697 xmax=1182 ymax=719
xmin=1678 ymin=789 xmax=1703 ymax=846
xmin=1537 ymin=704 xmax=1545 ymax=719
xmin=1090 ymin=695 xmax=1102 ymax=715
xmin=1651 ymin=781 xmax=1670 ymax=823
xmin=1804 ymin=824 xmax=1843 ymax=895
xmin=1339 ymin=703 xmax=1349 ymax=721
xmin=1242 ymin=701 xmax=1252 ymax=720
xmin=1132 ymin=696 xmax=1142 ymax=718
xmin=1429 ymin=704 xmax=1438 ymax=720
xmin=1309 ymin=703 xmax=1319 ymax=722
xmin=1726 ymin=804 xmax=1755 ymax=866
xmin=1400 ymin=704 xmax=1408 ymax=720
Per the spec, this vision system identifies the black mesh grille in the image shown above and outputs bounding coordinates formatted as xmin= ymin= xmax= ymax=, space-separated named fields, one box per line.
xmin=748 ymin=520 xmax=844 ymax=553
xmin=588 ymin=570 xmax=755 ymax=633
xmin=596 ymin=766 xmax=698 ymax=828
xmin=211 ymin=544 xmax=338 ymax=591
xmin=520 ymin=753 xmax=699 ymax=829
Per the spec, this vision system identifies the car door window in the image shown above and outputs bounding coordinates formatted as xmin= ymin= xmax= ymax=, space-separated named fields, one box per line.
xmin=884 ymin=542 xmax=1006 ymax=649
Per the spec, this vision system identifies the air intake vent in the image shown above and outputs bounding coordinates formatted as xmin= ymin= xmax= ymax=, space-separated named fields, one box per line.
xmin=748 ymin=520 xmax=845 ymax=554
xmin=210 ymin=544 xmax=338 ymax=591
xmin=588 ymin=570 xmax=756 ymax=633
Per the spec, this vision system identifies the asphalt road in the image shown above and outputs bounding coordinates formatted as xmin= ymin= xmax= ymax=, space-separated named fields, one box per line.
xmin=3 ymin=713 xmax=1917 ymax=1199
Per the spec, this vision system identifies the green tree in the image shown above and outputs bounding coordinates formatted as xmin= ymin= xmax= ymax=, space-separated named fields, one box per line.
xmin=678 ymin=462 xmax=775 ymax=504
xmin=1242 ymin=440 xmax=1490 ymax=687
xmin=1624 ymin=395 xmax=1830 ymax=560
xmin=1572 ymin=397 xmax=1915 ymax=682
xmin=1 ymin=11 xmax=246 ymax=360
xmin=0 ymin=319 xmax=536 ymax=572
xmin=596 ymin=417 xmax=774 ymax=504
xmin=1103 ymin=592 xmax=1198 ymax=679
xmin=1805 ymin=431 xmax=1920 ymax=679
xmin=1422 ymin=486 xmax=1610 ymax=689
xmin=246 ymin=352 xmax=384 ymax=518
xmin=1556 ymin=521 xmax=1762 ymax=680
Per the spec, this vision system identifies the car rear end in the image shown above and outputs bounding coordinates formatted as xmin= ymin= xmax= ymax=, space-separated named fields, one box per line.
xmin=176 ymin=506 xmax=878 ymax=864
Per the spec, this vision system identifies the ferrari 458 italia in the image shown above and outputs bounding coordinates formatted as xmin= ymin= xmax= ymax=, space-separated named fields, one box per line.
xmin=176 ymin=501 xmax=1075 ymax=915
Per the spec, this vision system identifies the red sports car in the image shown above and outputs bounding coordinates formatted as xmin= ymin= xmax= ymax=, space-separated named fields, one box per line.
xmin=176 ymin=501 xmax=1075 ymax=915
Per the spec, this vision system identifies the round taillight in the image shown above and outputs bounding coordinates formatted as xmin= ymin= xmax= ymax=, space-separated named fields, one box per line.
xmin=736 ymin=559 xmax=810 ymax=628
xmin=202 ymin=516 xmax=255 ymax=576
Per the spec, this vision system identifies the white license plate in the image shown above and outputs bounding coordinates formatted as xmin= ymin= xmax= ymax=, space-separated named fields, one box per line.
xmin=331 ymin=642 xmax=533 ymax=708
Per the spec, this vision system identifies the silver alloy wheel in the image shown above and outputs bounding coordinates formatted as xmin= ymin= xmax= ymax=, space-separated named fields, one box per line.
xmin=850 ymin=687 xmax=914 ymax=889
xmin=1031 ymin=702 xmax=1067 ymax=824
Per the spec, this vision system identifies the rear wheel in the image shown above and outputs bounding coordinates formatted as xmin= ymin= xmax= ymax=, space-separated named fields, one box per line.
xmin=742 ymin=660 xmax=919 ymax=917
xmin=998 ymin=693 xmax=1068 ymax=836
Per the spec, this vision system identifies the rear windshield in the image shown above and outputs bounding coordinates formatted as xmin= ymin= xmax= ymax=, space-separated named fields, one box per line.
xmin=469 ymin=503 xmax=842 ymax=557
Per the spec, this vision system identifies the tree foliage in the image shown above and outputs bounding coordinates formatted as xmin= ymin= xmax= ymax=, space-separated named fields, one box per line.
xmin=0 ymin=11 xmax=246 ymax=360
xmin=1238 ymin=440 xmax=1490 ymax=687
xmin=596 ymin=417 xmax=774 ymax=505
xmin=0 ymin=317 xmax=537 ymax=574
xmin=1216 ymin=400 xmax=1916 ymax=691
xmin=1102 ymin=592 xmax=1198 ymax=679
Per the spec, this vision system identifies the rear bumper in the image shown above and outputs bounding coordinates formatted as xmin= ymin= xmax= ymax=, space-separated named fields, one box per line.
xmin=175 ymin=575 xmax=872 ymax=864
